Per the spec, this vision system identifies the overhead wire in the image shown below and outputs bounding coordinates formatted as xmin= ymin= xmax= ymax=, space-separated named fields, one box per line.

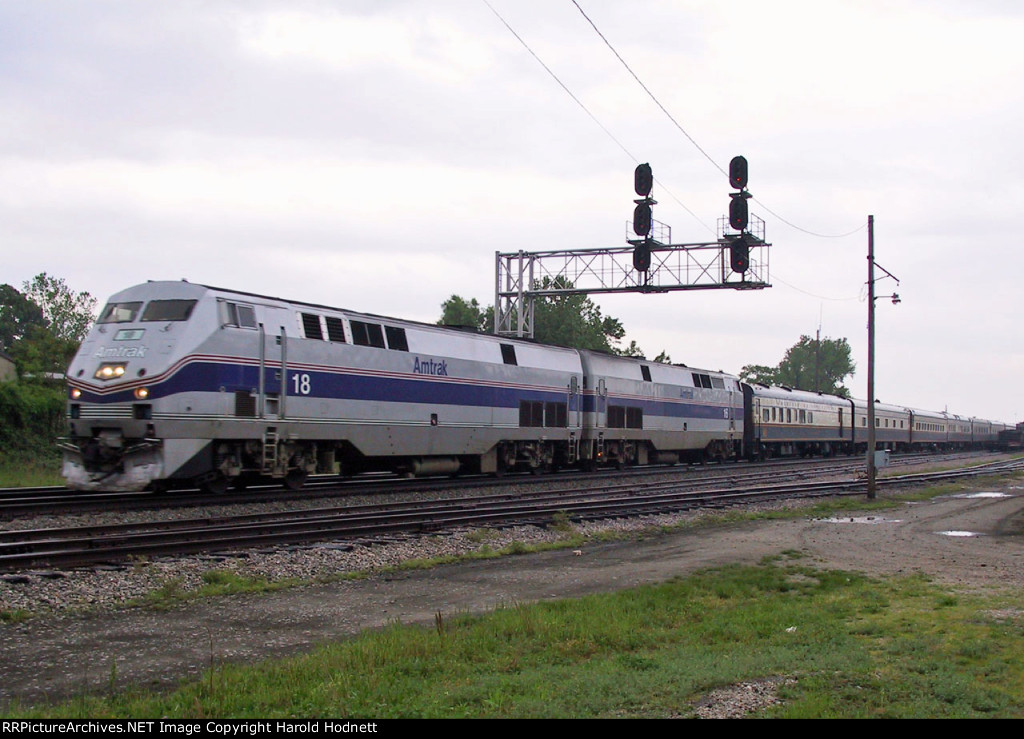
xmin=482 ymin=0 xmax=713 ymax=235
xmin=486 ymin=0 xmax=866 ymax=299
xmin=569 ymin=0 xmax=865 ymax=241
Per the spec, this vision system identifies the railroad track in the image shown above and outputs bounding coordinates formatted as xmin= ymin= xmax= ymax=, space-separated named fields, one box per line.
xmin=0 ymin=450 xmax=987 ymax=518
xmin=2 ymin=455 xmax=1021 ymax=573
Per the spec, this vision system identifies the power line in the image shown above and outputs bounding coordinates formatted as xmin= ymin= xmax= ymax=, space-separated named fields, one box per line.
xmin=570 ymin=0 xmax=726 ymax=180
xmin=482 ymin=0 xmax=713 ymax=234
xmin=573 ymin=0 xmax=868 ymax=240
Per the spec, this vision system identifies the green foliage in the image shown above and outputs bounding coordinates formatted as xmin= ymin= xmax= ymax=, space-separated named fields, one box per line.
xmin=0 ymin=382 xmax=65 ymax=464
xmin=438 ymin=295 xmax=493 ymax=332
xmin=0 ymin=284 xmax=45 ymax=350
xmin=1 ymin=273 xmax=97 ymax=379
xmin=14 ymin=563 xmax=1024 ymax=718
xmin=741 ymin=334 xmax=855 ymax=396
xmin=738 ymin=363 xmax=778 ymax=386
xmin=21 ymin=272 xmax=97 ymax=344
xmin=439 ymin=279 xmax=670 ymax=357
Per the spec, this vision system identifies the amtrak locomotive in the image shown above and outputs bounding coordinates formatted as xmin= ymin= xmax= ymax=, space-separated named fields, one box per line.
xmin=60 ymin=281 xmax=1006 ymax=493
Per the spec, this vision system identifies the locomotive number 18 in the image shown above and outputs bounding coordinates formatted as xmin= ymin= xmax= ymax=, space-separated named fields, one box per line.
xmin=292 ymin=373 xmax=312 ymax=395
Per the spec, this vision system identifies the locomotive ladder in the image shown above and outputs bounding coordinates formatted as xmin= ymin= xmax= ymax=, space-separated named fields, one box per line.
xmin=262 ymin=428 xmax=279 ymax=473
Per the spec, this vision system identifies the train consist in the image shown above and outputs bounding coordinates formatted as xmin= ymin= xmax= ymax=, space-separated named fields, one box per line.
xmin=61 ymin=281 xmax=1008 ymax=492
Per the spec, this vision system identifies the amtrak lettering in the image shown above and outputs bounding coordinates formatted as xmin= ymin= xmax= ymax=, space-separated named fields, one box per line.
xmin=95 ymin=345 xmax=148 ymax=358
xmin=413 ymin=357 xmax=448 ymax=376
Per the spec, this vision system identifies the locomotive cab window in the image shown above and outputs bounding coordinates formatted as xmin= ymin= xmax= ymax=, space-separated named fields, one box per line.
xmin=640 ymin=365 xmax=652 ymax=382
xmin=141 ymin=299 xmax=197 ymax=322
xmin=98 ymin=301 xmax=143 ymax=324
xmin=500 ymin=344 xmax=518 ymax=366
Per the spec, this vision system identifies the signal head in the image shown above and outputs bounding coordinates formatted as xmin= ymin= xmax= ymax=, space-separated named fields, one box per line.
xmin=729 ymin=155 xmax=748 ymax=190
xmin=634 ymin=163 xmax=653 ymax=197
xmin=633 ymin=202 xmax=652 ymax=237
xmin=728 ymin=197 xmax=748 ymax=231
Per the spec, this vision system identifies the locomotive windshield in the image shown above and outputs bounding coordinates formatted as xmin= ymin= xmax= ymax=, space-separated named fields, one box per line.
xmin=97 ymin=301 xmax=143 ymax=324
xmin=141 ymin=299 xmax=197 ymax=322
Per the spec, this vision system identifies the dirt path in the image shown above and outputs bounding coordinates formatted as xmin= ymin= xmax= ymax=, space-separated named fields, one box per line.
xmin=1 ymin=482 xmax=1022 ymax=709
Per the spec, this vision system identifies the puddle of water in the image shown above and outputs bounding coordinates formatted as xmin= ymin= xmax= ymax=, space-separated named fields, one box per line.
xmin=821 ymin=516 xmax=901 ymax=524
xmin=938 ymin=530 xmax=982 ymax=538
xmin=951 ymin=492 xmax=1010 ymax=499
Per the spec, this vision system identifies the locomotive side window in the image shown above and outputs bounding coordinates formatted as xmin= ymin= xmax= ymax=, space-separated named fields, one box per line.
xmin=640 ymin=365 xmax=652 ymax=382
xmin=711 ymin=376 xmax=725 ymax=389
xmin=351 ymin=321 xmax=386 ymax=348
xmin=544 ymin=402 xmax=568 ymax=428
xmin=385 ymin=326 xmax=409 ymax=351
xmin=519 ymin=400 xmax=544 ymax=427
xmin=626 ymin=407 xmax=643 ymax=429
xmin=325 ymin=316 xmax=346 ymax=343
xmin=607 ymin=405 xmax=643 ymax=429
xmin=141 ymin=299 xmax=197 ymax=322
xmin=225 ymin=302 xmax=257 ymax=329
xmin=301 ymin=313 xmax=323 ymax=340
xmin=98 ymin=301 xmax=143 ymax=324
xmin=500 ymin=344 xmax=518 ymax=365
xmin=691 ymin=373 xmax=713 ymax=389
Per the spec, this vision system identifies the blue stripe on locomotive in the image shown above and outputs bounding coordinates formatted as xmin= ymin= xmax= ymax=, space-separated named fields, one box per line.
xmin=74 ymin=358 xmax=737 ymax=426
xmin=74 ymin=359 xmax=574 ymax=410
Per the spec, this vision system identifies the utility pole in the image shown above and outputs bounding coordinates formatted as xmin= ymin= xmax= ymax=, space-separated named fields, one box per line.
xmin=866 ymin=215 xmax=900 ymax=500
xmin=867 ymin=216 xmax=876 ymax=499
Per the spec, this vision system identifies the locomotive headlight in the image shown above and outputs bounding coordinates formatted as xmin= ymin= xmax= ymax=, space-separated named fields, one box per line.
xmin=134 ymin=387 xmax=149 ymax=400
xmin=95 ymin=363 xmax=127 ymax=380
xmin=70 ymin=387 xmax=82 ymax=399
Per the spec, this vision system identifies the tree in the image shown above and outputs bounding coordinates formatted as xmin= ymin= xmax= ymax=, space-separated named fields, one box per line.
xmin=0 ymin=284 xmax=45 ymax=351
xmin=438 ymin=296 xmax=492 ymax=333
xmin=741 ymin=335 xmax=855 ymax=397
xmin=22 ymin=273 xmax=97 ymax=344
xmin=437 ymin=279 xmax=658 ymax=356
xmin=738 ymin=364 xmax=778 ymax=387
xmin=3 ymin=274 xmax=97 ymax=379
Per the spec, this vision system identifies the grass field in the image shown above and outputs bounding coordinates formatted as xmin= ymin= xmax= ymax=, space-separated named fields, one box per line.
xmin=3 ymin=467 xmax=1023 ymax=718
xmin=5 ymin=557 xmax=1024 ymax=718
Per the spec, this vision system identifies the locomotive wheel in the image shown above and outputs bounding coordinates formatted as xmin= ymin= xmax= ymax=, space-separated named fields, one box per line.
xmin=284 ymin=470 xmax=308 ymax=491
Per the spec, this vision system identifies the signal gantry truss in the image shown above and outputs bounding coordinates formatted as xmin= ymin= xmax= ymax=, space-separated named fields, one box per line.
xmin=494 ymin=215 xmax=771 ymax=339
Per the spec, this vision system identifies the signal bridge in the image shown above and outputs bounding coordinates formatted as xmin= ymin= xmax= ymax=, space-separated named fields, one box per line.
xmin=495 ymin=214 xmax=771 ymax=339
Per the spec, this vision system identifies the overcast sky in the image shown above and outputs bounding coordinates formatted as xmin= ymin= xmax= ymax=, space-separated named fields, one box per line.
xmin=3 ymin=0 xmax=1021 ymax=423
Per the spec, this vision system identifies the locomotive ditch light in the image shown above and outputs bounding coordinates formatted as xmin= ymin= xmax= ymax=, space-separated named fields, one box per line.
xmin=134 ymin=387 xmax=150 ymax=400
xmin=70 ymin=387 xmax=82 ymax=399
